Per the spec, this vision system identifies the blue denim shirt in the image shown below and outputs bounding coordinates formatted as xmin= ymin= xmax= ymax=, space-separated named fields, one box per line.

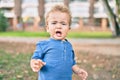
xmin=32 ymin=38 xmax=76 ymax=80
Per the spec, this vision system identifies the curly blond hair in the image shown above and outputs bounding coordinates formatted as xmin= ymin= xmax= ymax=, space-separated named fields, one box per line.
xmin=45 ymin=4 xmax=72 ymax=26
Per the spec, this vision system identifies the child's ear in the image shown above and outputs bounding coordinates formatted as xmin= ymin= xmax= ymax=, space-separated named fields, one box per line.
xmin=46 ymin=26 xmax=49 ymax=32
xmin=69 ymin=27 xmax=71 ymax=30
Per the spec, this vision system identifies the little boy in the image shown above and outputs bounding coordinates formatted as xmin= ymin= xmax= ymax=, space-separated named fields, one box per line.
xmin=30 ymin=4 xmax=88 ymax=80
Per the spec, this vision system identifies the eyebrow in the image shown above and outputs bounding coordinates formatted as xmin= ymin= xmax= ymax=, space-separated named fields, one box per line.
xmin=51 ymin=21 xmax=57 ymax=22
xmin=51 ymin=20 xmax=67 ymax=23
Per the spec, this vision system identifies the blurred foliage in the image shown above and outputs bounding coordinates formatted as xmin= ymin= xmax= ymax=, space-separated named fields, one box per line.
xmin=0 ymin=10 xmax=9 ymax=32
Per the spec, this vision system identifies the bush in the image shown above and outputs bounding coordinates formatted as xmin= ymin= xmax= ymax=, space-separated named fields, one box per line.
xmin=0 ymin=11 xmax=9 ymax=31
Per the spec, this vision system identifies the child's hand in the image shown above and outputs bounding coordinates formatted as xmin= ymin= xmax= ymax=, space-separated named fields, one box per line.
xmin=72 ymin=65 xmax=88 ymax=80
xmin=77 ymin=69 xmax=88 ymax=80
xmin=30 ymin=59 xmax=46 ymax=72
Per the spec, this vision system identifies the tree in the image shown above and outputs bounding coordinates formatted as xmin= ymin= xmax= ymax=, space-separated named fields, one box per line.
xmin=115 ymin=0 xmax=120 ymax=27
xmin=38 ymin=0 xmax=45 ymax=27
xmin=89 ymin=0 xmax=95 ymax=26
xmin=64 ymin=0 xmax=70 ymax=7
xmin=0 ymin=11 xmax=9 ymax=31
xmin=100 ymin=0 xmax=120 ymax=36
xmin=14 ymin=0 xmax=22 ymax=30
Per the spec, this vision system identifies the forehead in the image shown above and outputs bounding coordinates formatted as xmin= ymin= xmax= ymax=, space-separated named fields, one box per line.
xmin=47 ymin=11 xmax=70 ymax=21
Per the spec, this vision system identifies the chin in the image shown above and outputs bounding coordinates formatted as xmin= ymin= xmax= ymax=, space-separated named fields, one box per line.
xmin=54 ymin=37 xmax=65 ymax=40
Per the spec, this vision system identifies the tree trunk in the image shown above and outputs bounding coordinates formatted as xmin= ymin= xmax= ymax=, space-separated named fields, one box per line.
xmin=115 ymin=0 xmax=120 ymax=27
xmin=89 ymin=0 xmax=95 ymax=26
xmin=64 ymin=0 xmax=69 ymax=7
xmin=14 ymin=0 xmax=22 ymax=18
xmin=38 ymin=0 xmax=45 ymax=27
xmin=100 ymin=0 xmax=120 ymax=36
xmin=14 ymin=0 xmax=23 ymax=30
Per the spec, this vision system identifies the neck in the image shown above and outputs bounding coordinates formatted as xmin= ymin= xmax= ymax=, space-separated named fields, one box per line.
xmin=50 ymin=37 xmax=66 ymax=41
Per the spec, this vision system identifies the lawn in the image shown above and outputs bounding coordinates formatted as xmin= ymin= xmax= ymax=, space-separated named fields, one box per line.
xmin=68 ymin=31 xmax=112 ymax=38
xmin=0 ymin=49 xmax=120 ymax=80
xmin=0 ymin=31 xmax=49 ymax=37
xmin=0 ymin=50 xmax=37 ymax=80
xmin=0 ymin=31 xmax=112 ymax=38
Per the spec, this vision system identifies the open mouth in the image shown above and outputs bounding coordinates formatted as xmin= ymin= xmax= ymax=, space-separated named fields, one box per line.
xmin=56 ymin=31 xmax=62 ymax=37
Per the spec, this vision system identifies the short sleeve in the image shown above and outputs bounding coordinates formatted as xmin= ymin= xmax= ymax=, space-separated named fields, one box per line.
xmin=72 ymin=50 xmax=76 ymax=65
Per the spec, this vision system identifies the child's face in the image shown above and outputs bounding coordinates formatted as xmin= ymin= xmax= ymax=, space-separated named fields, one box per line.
xmin=46 ymin=11 xmax=70 ymax=40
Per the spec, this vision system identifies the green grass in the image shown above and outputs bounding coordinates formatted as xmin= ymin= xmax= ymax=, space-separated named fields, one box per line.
xmin=68 ymin=31 xmax=112 ymax=38
xmin=0 ymin=31 xmax=112 ymax=38
xmin=0 ymin=31 xmax=49 ymax=37
xmin=0 ymin=49 xmax=120 ymax=80
xmin=0 ymin=50 xmax=37 ymax=80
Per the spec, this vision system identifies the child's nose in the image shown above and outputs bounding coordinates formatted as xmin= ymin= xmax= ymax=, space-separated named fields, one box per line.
xmin=56 ymin=23 xmax=62 ymax=29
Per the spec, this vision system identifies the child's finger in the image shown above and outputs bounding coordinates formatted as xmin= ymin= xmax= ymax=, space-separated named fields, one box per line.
xmin=78 ymin=69 xmax=88 ymax=80
xmin=79 ymin=74 xmax=87 ymax=80
xmin=37 ymin=59 xmax=46 ymax=66
xmin=32 ymin=66 xmax=40 ymax=72
xmin=31 ymin=63 xmax=40 ymax=72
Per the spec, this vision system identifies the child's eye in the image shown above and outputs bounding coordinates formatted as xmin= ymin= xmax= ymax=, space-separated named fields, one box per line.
xmin=52 ymin=23 xmax=56 ymax=24
xmin=61 ymin=22 xmax=66 ymax=25
xmin=62 ymin=23 xmax=66 ymax=25
xmin=51 ymin=22 xmax=56 ymax=25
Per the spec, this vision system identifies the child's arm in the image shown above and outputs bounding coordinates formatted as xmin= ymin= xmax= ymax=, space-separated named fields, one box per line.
xmin=30 ymin=59 xmax=46 ymax=72
xmin=72 ymin=64 xmax=88 ymax=80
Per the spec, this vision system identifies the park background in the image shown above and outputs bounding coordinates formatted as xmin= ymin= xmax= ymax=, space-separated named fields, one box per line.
xmin=0 ymin=0 xmax=120 ymax=80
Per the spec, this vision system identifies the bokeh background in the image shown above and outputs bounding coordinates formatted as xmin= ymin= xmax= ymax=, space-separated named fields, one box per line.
xmin=0 ymin=0 xmax=120 ymax=80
